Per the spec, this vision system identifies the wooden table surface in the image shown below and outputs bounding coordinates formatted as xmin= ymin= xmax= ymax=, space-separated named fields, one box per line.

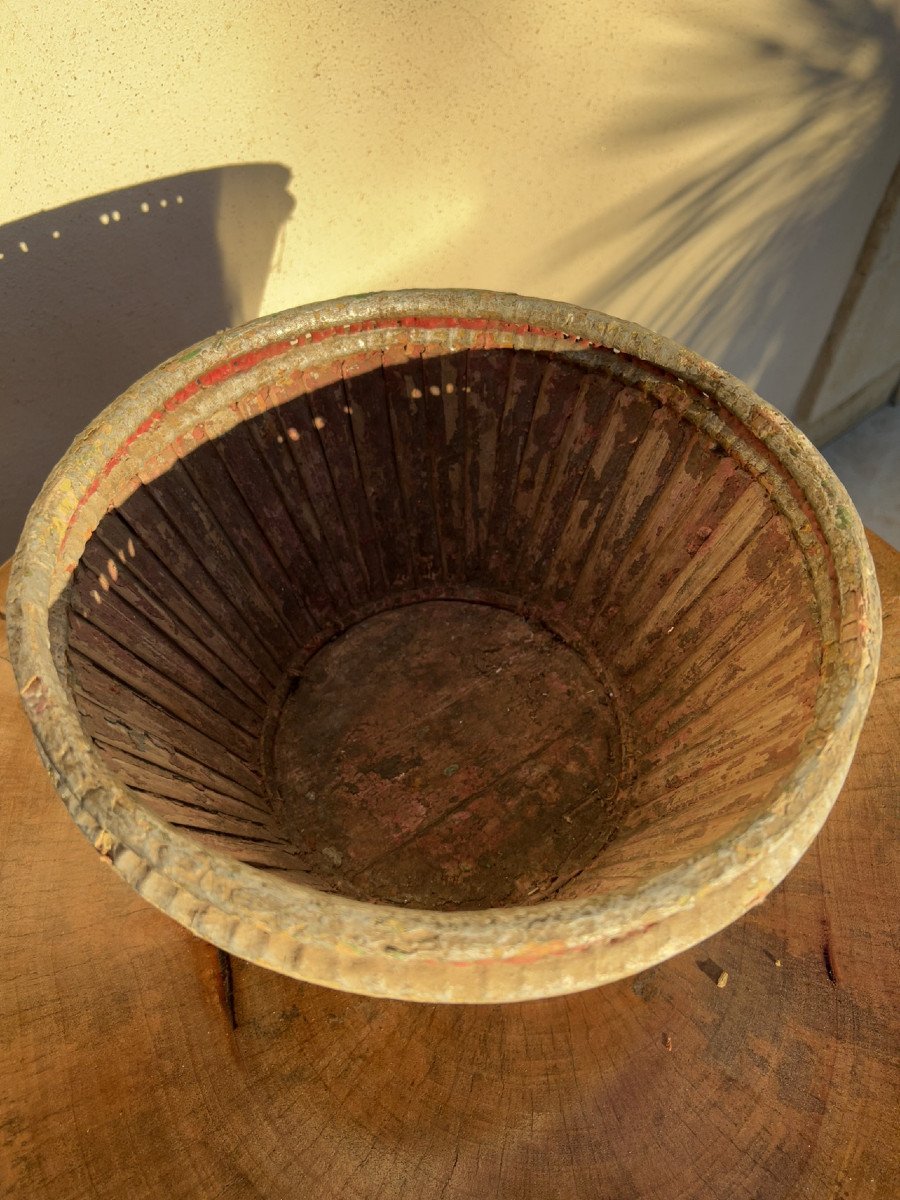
xmin=1 ymin=534 xmax=897 ymax=1200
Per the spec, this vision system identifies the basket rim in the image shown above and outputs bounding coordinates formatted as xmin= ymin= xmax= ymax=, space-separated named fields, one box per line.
xmin=6 ymin=288 xmax=882 ymax=1003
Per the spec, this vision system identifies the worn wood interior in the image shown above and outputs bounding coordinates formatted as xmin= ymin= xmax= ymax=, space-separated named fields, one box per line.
xmin=65 ymin=343 xmax=823 ymax=910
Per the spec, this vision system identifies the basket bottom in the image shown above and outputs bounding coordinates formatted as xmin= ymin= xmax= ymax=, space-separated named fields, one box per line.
xmin=269 ymin=601 xmax=624 ymax=910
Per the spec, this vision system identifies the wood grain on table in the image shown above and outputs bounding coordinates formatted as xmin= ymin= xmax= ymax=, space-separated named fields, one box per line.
xmin=1 ymin=534 xmax=897 ymax=1200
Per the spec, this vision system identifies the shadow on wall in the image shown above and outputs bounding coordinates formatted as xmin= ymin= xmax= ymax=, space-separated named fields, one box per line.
xmin=538 ymin=0 xmax=900 ymax=419
xmin=0 ymin=164 xmax=295 ymax=559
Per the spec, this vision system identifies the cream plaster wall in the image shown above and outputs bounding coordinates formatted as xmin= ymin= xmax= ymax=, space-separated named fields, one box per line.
xmin=2 ymin=0 xmax=898 ymax=555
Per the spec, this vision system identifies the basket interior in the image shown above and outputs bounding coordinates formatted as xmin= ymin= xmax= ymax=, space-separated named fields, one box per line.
xmin=62 ymin=339 xmax=824 ymax=910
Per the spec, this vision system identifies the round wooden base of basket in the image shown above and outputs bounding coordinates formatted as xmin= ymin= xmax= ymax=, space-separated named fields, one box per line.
xmin=2 ymin=533 xmax=897 ymax=1199
xmin=269 ymin=599 xmax=623 ymax=910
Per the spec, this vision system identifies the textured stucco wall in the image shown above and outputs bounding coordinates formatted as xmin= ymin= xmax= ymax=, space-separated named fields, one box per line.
xmin=2 ymin=0 xmax=898 ymax=557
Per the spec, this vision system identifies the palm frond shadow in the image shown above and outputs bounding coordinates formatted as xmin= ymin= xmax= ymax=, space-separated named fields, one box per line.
xmin=541 ymin=0 xmax=900 ymax=415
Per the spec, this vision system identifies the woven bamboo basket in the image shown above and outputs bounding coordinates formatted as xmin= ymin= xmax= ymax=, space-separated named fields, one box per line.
xmin=8 ymin=290 xmax=880 ymax=1003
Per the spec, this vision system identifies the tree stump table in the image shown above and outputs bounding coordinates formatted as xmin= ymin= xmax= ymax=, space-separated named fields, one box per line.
xmin=1 ymin=533 xmax=897 ymax=1200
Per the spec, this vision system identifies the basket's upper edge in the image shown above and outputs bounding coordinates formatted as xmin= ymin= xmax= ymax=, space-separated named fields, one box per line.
xmin=6 ymin=289 xmax=882 ymax=1002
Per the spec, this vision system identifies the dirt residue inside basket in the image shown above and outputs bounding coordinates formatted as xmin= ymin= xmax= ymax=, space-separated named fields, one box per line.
xmin=269 ymin=600 xmax=624 ymax=910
